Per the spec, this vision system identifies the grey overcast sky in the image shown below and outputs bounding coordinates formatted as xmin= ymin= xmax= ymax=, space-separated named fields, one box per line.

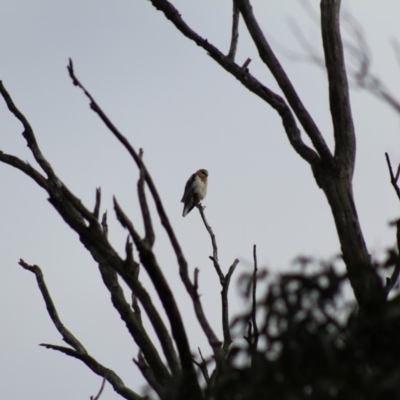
xmin=1 ymin=1 xmax=400 ymax=399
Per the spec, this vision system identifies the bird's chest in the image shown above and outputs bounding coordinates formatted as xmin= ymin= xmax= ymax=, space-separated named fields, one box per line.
xmin=194 ymin=178 xmax=207 ymax=200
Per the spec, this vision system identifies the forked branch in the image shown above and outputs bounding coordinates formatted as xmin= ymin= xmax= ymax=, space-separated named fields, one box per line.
xmin=227 ymin=0 xmax=240 ymax=60
xmin=148 ymin=1 xmax=320 ymax=165
xmin=196 ymin=204 xmax=239 ymax=356
xmin=18 ymin=260 xmax=142 ymax=400
xmin=384 ymin=153 xmax=400 ymax=296
xmin=320 ymin=0 xmax=355 ymax=171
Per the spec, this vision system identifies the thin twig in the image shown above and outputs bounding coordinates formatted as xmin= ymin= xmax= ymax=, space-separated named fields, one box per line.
xmin=93 ymin=188 xmax=101 ymax=220
xmin=385 ymin=153 xmax=400 ymax=201
xmin=193 ymin=347 xmax=210 ymax=385
xmin=68 ymin=61 xmax=203 ymax=398
xmin=221 ymin=259 xmax=239 ymax=356
xmin=0 ymin=81 xmax=60 ymax=182
xmin=227 ymin=0 xmax=239 ymax=60
xmin=234 ymin=0 xmax=332 ymax=161
xmin=241 ymin=57 xmax=251 ymax=70
xmin=195 ymin=204 xmax=239 ymax=356
xmin=0 ymin=79 xmax=180 ymax=388
xmin=18 ymin=260 xmax=87 ymax=354
xmin=384 ymin=153 xmax=400 ymax=296
xmin=137 ymin=149 xmax=155 ymax=247
xmin=133 ymin=352 xmax=163 ymax=397
xmin=148 ymin=0 xmax=320 ymax=165
xmin=41 ymin=344 xmax=143 ymax=400
xmin=251 ymin=245 xmax=259 ymax=352
xmin=90 ymin=376 xmax=107 ymax=400
xmin=17 ymin=260 xmax=142 ymax=400
xmin=195 ymin=204 xmax=223 ymax=281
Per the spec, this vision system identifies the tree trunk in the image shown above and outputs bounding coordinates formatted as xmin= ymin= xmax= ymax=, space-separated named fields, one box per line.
xmin=313 ymin=161 xmax=385 ymax=307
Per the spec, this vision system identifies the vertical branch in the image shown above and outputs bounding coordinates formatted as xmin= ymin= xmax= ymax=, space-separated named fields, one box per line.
xmin=90 ymin=377 xmax=107 ymax=400
xmin=227 ymin=0 xmax=240 ymax=60
xmin=384 ymin=153 xmax=400 ymax=297
xmin=320 ymin=0 xmax=355 ymax=171
xmin=234 ymin=0 xmax=332 ymax=161
xmin=221 ymin=259 xmax=239 ymax=356
xmin=195 ymin=204 xmax=239 ymax=356
xmin=18 ymin=260 xmax=143 ymax=400
xmin=251 ymin=244 xmax=259 ymax=351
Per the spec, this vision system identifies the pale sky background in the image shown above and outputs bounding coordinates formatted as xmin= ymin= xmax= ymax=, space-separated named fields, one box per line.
xmin=1 ymin=1 xmax=400 ymax=399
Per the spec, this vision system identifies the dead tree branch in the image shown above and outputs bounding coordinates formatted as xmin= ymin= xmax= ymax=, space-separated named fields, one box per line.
xmin=18 ymin=260 xmax=87 ymax=354
xmin=234 ymin=0 xmax=332 ymax=161
xmin=193 ymin=347 xmax=211 ymax=389
xmin=133 ymin=352 xmax=163 ymax=397
xmin=385 ymin=153 xmax=400 ymax=201
xmin=91 ymin=377 xmax=107 ymax=400
xmin=41 ymin=344 xmax=143 ymax=400
xmin=147 ymin=0 xmax=385 ymax=308
xmin=227 ymin=0 xmax=240 ymax=60
xmin=384 ymin=153 xmax=400 ymax=297
xmin=195 ymin=204 xmax=239 ymax=356
xmin=17 ymin=260 xmax=142 ymax=400
xmin=250 ymin=245 xmax=259 ymax=352
xmin=147 ymin=1 xmax=319 ymax=165
xmin=320 ymin=0 xmax=355 ymax=172
xmin=0 ymin=80 xmax=182 ymax=392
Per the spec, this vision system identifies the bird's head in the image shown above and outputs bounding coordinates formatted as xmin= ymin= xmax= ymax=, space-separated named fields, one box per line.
xmin=197 ymin=169 xmax=208 ymax=178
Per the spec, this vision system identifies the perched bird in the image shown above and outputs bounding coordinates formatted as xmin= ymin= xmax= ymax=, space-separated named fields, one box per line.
xmin=181 ymin=169 xmax=208 ymax=217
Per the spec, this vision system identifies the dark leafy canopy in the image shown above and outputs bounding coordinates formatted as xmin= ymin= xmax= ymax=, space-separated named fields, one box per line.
xmin=215 ymin=260 xmax=400 ymax=400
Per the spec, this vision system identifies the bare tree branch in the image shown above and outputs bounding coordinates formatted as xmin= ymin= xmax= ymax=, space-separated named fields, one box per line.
xmin=195 ymin=204 xmax=239 ymax=356
xmin=320 ymin=0 xmax=355 ymax=173
xmin=101 ymin=211 xmax=108 ymax=237
xmin=0 ymin=80 xmax=181 ymax=386
xmin=193 ymin=347 xmax=210 ymax=386
xmin=0 ymin=81 xmax=59 ymax=181
xmin=90 ymin=377 xmax=106 ymax=400
xmin=41 ymin=344 xmax=143 ymax=400
xmin=93 ymin=187 xmax=101 ymax=220
xmin=385 ymin=152 xmax=400 ymax=201
xmin=384 ymin=153 xmax=400 ymax=297
xmin=192 ymin=267 xmax=225 ymax=364
xmin=97 ymin=259 xmax=171 ymax=386
xmin=17 ymin=260 xmax=143 ymax=400
xmin=250 ymin=244 xmax=259 ymax=352
xmin=67 ymin=60 xmax=211 ymax=398
xmin=18 ymin=260 xmax=87 ymax=354
xmin=137 ymin=149 xmax=155 ymax=248
xmin=147 ymin=1 xmax=319 ymax=165
xmin=0 ymin=151 xmax=48 ymax=190
xmin=233 ymin=0 xmax=332 ymax=162
xmin=227 ymin=0 xmax=240 ymax=60
xmin=133 ymin=352 xmax=163 ymax=397
xmin=221 ymin=259 xmax=239 ymax=356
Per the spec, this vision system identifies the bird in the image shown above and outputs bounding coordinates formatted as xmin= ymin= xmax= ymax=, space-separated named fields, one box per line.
xmin=181 ymin=169 xmax=208 ymax=217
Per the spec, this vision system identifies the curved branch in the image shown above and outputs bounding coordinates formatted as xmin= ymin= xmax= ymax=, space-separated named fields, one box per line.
xmin=17 ymin=260 xmax=142 ymax=400
xmin=227 ymin=0 xmax=240 ymax=60
xmin=137 ymin=150 xmax=155 ymax=247
xmin=41 ymin=344 xmax=143 ymax=400
xmin=0 ymin=81 xmax=59 ymax=181
xmin=147 ymin=1 xmax=319 ymax=165
xmin=97 ymin=261 xmax=171 ymax=386
xmin=0 ymin=152 xmax=48 ymax=190
xmin=234 ymin=0 xmax=332 ymax=162
xmin=321 ymin=0 xmax=355 ymax=171
xmin=113 ymin=198 xmax=202 ymax=395
xmin=195 ymin=205 xmax=239 ymax=356
xmin=18 ymin=260 xmax=87 ymax=354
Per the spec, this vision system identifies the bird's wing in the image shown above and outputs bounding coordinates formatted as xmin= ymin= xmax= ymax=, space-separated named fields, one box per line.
xmin=181 ymin=173 xmax=197 ymax=203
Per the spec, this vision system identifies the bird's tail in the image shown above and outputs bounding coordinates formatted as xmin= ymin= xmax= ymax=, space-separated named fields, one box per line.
xmin=182 ymin=200 xmax=195 ymax=217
